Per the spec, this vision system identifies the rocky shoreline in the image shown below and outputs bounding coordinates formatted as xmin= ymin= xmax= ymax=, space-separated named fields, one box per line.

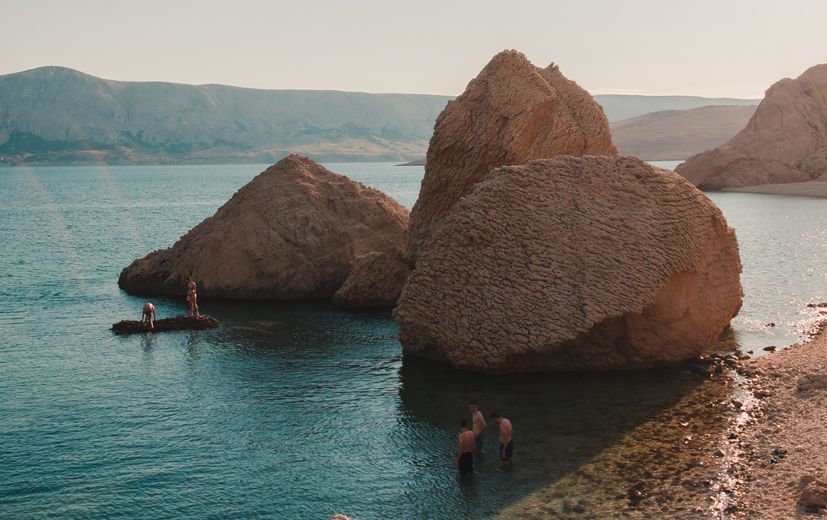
xmin=721 ymin=314 xmax=827 ymax=518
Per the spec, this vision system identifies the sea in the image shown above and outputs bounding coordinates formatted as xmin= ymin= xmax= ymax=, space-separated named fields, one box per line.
xmin=0 ymin=161 xmax=825 ymax=519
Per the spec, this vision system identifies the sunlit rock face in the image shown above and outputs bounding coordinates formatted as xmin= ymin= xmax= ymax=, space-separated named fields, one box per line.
xmin=119 ymin=155 xmax=409 ymax=300
xmin=405 ymin=49 xmax=617 ymax=263
xmin=395 ymin=156 xmax=743 ymax=373
xmin=676 ymin=63 xmax=827 ymax=189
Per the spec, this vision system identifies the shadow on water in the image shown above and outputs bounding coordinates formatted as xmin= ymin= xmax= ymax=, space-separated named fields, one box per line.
xmin=398 ymin=355 xmax=737 ymax=519
xmin=141 ymin=299 xmax=738 ymax=518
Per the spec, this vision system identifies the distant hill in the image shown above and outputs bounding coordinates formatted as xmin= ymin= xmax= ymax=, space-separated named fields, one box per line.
xmin=610 ymin=105 xmax=758 ymax=160
xmin=594 ymin=95 xmax=759 ymax=122
xmin=0 ymin=67 xmax=761 ymax=165
xmin=0 ymin=67 xmax=452 ymax=165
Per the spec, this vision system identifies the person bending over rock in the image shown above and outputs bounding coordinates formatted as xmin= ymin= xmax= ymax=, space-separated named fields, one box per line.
xmin=491 ymin=411 xmax=513 ymax=464
xmin=141 ymin=302 xmax=156 ymax=331
xmin=457 ymin=419 xmax=475 ymax=475
xmin=185 ymin=276 xmax=200 ymax=318
xmin=469 ymin=401 xmax=487 ymax=455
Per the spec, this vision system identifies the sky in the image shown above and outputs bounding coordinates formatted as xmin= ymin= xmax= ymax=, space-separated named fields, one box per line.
xmin=2 ymin=0 xmax=826 ymax=98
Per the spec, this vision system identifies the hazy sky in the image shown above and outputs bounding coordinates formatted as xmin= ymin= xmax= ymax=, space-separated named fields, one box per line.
xmin=3 ymin=0 xmax=826 ymax=98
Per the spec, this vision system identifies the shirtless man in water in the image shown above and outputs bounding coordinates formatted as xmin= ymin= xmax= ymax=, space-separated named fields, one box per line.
xmin=490 ymin=411 xmax=513 ymax=464
xmin=185 ymin=276 xmax=200 ymax=317
xmin=469 ymin=401 xmax=487 ymax=454
xmin=456 ymin=419 xmax=476 ymax=475
xmin=141 ymin=302 xmax=156 ymax=331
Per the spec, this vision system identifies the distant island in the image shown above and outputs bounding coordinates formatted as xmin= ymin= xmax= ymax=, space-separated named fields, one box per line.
xmin=0 ymin=66 xmax=759 ymax=166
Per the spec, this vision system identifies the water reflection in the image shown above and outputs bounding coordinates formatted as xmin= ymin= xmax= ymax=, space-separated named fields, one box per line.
xmin=398 ymin=356 xmax=736 ymax=518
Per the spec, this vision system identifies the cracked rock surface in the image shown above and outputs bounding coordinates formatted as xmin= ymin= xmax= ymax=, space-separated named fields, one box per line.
xmin=405 ymin=49 xmax=616 ymax=263
xmin=395 ymin=156 xmax=743 ymax=372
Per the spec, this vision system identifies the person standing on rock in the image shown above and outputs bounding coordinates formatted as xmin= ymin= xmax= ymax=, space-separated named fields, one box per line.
xmin=185 ymin=276 xmax=200 ymax=318
xmin=141 ymin=301 xmax=156 ymax=331
xmin=469 ymin=401 xmax=487 ymax=454
xmin=490 ymin=411 xmax=513 ymax=464
xmin=456 ymin=419 xmax=475 ymax=475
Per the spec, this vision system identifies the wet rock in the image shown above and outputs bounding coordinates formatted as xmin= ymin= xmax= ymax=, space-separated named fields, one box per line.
xmin=332 ymin=250 xmax=411 ymax=309
xmin=395 ymin=156 xmax=743 ymax=372
xmin=627 ymin=481 xmax=649 ymax=506
xmin=405 ymin=49 xmax=616 ymax=262
xmin=111 ymin=314 xmax=220 ymax=334
xmin=770 ymin=447 xmax=787 ymax=464
xmin=118 ymin=155 xmax=408 ymax=300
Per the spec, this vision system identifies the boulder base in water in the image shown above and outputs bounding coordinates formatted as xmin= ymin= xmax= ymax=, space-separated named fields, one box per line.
xmin=112 ymin=314 xmax=220 ymax=334
xmin=676 ymin=63 xmax=827 ymax=189
xmin=332 ymin=250 xmax=410 ymax=309
xmin=405 ymin=49 xmax=617 ymax=261
xmin=118 ymin=155 xmax=409 ymax=300
xmin=395 ymin=156 xmax=743 ymax=372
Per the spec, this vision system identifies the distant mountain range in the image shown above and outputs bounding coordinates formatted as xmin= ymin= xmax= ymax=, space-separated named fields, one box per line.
xmin=0 ymin=67 xmax=760 ymax=165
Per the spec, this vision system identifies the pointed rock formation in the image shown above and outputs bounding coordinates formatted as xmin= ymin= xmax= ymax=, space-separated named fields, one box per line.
xmin=118 ymin=155 xmax=409 ymax=299
xmin=676 ymin=63 xmax=827 ymax=189
xmin=395 ymin=156 xmax=743 ymax=373
xmin=332 ymin=250 xmax=411 ymax=309
xmin=405 ymin=49 xmax=617 ymax=262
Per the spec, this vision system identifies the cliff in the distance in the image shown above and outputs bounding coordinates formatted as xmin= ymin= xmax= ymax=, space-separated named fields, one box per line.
xmin=676 ymin=63 xmax=827 ymax=189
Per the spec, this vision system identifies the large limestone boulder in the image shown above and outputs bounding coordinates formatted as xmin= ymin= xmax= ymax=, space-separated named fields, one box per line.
xmin=119 ymin=155 xmax=409 ymax=299
xmin=676 ymin=63 xmax=827 ymax=189
xmin=332 ymin=250 xmax=411 ymax=309
xmin=395 ymin=156 xmax=743 ymax=372
xmin=405 ymin=49 xmax=616 ymax=262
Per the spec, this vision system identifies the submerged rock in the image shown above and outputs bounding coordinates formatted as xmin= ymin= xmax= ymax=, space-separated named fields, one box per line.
xmin=676 ymin=63 xmax=827 ymax=189
xmin=395 ymin=156 xmax=743 ymax=372
xmin=112 ymin=314 xmax=220 ymax=334
xmin=332 ymin=250 xmax=410 ymax=309
xmin=405 ymin=49 xmax=616 ymax=262
xmin=118 ymin=155 xmax=408 ymax=300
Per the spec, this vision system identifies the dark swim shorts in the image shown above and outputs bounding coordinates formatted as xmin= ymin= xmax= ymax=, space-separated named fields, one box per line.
xmin=499 ymin=441 xmax=513 ymax=461
xmin=458 ymin=452 xmax=473 ymax=475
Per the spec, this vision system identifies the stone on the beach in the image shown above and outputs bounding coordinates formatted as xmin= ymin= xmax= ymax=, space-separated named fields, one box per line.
xmin=332 ymin=250 xmax=410 ymax=309
xmin=395 ymin=156 xmax=743 ymax=372
xmin=118 ymin=155 xmax=409 ymax=300
xmin=676 ymin=63 xmax=827 ymax=189
xmin=799 ymin=476 xmax=827 ymax=510
xmin=111 ymin=314 xmax=220 ymax=334
xmin=797 ymin=374 xmax=827 ymax=394
xmin=405 ymin=49 xmax=616 ymax=262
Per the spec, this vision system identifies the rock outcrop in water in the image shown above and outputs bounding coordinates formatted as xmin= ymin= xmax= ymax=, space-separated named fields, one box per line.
xmin=119 ymin=155 xmax=409 ymax=300
xmin=332 ymin=250 xmax=410 ymax=309
xmin=405 ymin=49 xmax=617 ymax=262
xmin=395 ymin=156 xmax=743 ymax=372
xmin=112 ymin=315 xmax=220 ymax=334
xmin=676 ymin=63 xmax=827 ymax=189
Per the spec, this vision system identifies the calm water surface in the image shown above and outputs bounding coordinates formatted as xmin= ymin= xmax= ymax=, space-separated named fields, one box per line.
xmin=0 ymin=162 xmax=824 ymax=519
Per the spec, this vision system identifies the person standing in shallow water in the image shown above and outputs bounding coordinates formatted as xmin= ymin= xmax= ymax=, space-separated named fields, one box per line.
xmin=469 ymin=401 xmax=487 ymax=454
xmin=490 ymin=411 xmax=513 ymax=464
xmin=185 ymin=276 xmax=200 ymax=318
xmin=457 ymin=419 xmax=475 ymax=475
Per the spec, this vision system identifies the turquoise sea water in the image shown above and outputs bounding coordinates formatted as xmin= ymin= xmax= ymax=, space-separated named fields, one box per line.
xmin=0 ymin=162 xmax=825 ymax=519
